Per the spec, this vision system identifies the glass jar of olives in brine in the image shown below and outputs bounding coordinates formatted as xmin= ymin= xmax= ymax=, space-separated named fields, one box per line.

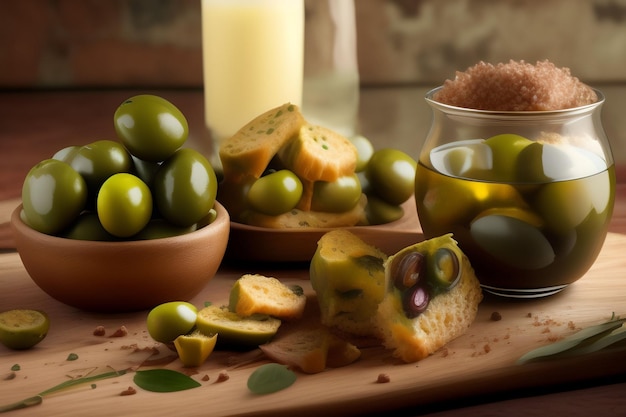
xmin=414 ymin=88 xmax=615 ymax=298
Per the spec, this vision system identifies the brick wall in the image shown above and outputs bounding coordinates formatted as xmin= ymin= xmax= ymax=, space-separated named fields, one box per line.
xmin=1 ymin=0 xmax=625 ymax=89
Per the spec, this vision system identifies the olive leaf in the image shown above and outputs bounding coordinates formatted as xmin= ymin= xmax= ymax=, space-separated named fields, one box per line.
xmin=517 ymin=314 xmax=626 ymax=364
xmin=133 ymin=369 xmax=201 ymax=393
xmin=247 ymin=363 xmax=297 ymax=395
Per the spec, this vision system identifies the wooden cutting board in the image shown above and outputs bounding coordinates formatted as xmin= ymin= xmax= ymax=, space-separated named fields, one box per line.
xmin=1 ymin=232 xmax=626 ymax=417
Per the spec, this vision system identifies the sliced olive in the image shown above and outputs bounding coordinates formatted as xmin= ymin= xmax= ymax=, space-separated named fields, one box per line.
xmin=428 ymin=247 xmax=461 ymax=293
xmin=391 ymin=251 xmax=425 ymax=290
xmin=402 ymin=285 xmax=430 ymax=318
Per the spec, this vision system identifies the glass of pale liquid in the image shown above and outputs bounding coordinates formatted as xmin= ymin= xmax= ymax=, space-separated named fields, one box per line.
xmin=415 ymin=88 xmax=615 ymax=298
xmin=201 ymin=0 xmax=304 ymax=163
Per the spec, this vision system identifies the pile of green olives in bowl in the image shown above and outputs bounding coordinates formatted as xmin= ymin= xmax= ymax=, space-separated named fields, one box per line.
xmin=11 ymin=95 xmax=230 ymax=312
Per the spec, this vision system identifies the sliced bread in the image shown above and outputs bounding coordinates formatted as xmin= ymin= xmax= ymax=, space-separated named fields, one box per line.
xmin=219 ymin=103 xmax=306 ymax=181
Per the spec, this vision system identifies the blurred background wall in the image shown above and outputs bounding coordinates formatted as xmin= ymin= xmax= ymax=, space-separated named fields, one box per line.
xmin=2 ymin=0 xmax=625 ymax=89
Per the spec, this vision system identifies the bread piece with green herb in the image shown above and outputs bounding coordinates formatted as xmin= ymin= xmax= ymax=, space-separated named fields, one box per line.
xmin=219 ymin=103 xmax=305 ymax=181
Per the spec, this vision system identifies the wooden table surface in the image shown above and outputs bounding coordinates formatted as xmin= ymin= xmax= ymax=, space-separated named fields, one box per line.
xmin=1 ymin=88 xmax=625 ymax=416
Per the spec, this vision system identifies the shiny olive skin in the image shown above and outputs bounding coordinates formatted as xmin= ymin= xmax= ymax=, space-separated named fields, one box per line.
xmin=52 ymin=145 xmax=81 ymax=163
xmin=311 ymin=174 xmax=361 ymax=213
xmin=133 ymin=219 xmax=196 ymax=240
xmin=153 ymin=148 xmax=217 ymax=227
xmin=364 ymin=194 xmax=404 ymax=225
xmin=217 ymin=175 xmax=256 ymax=221
xmin=392 ymin=251 xmax=426 ymax=290
xmin=114 ymin=94 xmax=188 ymax=162
xmin=427 ymin=246 xmax=462 ymax=295
xmin=21 ymin=159 xmax=87 ymax=235
xmin=365 ymin=148 xmax=417 ymax=205
xmin=146 ymin=301 xmax=198 ymax=343
xmin=247 ymin=170 xmax=303 ymax=216
xmin=350 ymin=135 xmax=375 ymax=172
xmin=68 ymin=140 xmax=133 ymax=202
xmin=131 ymin=155 xmax=161 ymax=187
xmin=97 ymin=173 xmax=153 ymax=238
xmin=402 ymin=284 xmax=430 ymax=318
xmin=62 ymin=212 xmax=117 ymax=241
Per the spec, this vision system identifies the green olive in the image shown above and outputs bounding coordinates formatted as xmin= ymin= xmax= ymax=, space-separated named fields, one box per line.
xmin=146 ymin=301 xmax=198 ymax=343
xmin=131 ymin=155 xmax=161 ymax=187
xmin=62 ymin=212 xmax=117 ymax=241
xmin=433 ymin=140 xmax=492 ymax=179
xmin=311 ymin=174 xmax=361 ymax=213
xmin=21 ymin=159 xmax=87 ymax=235
xmin=427 ymin=246 xmax=462 ymax=294
xmin=133 ymin=219 xmax=196 ymax=240
xmin=364 ymin=194 xmax=404 ymax=225
xmin=350 ymin=135 xmax=375 ymax=172
xmin=152 ymin=148 xmax=217 ymax=227
xmin=97 ymin=173 xmax=153 ymax=238
xmin=0 ymin=309 xmax=50 ymax=350
xmin=68 ymin=140 xmax=133 ymax=202
xmin=470 ymin=213 xmax=555 ymax=269
xmin=114 ymin=94 xmax=188 ymax=162
xmin=247 ymin=170 xmax=303 ymax=216
xmin=484 ymin=134 xmax=533 ymax=182
xmin=217 ymin=175 xmax=256 ymax=221
xmin=365 ymin=148 xmax=417 ymax=205
xmin=52 ymin=145 xmax=81 ymax=163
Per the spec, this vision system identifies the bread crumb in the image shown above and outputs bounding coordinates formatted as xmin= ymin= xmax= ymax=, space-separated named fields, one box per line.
xmin=201 ymin=374 xmax=210 ymax=381
xmin=120 ymin=386 xmax=137 ymax=396
xmin=434 ymin=60 xmax=597 ymax=111
xmin=93 ymin=326 xmax=106 ymax=336
xmin=490 ymin=311 xmax=502 ymax=321
xmin=215 ymin=371 xmax=229 ymax=383
xmin=109 ymin=326 xmax=128 ymax=338
xmin=376 ymin=373 xmax=391 ymax=383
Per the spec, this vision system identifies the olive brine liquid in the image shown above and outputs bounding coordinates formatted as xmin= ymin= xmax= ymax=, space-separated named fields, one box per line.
xmin=415 ymin=141 xmax=615 ymax=297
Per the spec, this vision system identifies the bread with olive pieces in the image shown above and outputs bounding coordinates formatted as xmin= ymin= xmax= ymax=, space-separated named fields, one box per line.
xmin=309 ymin=229 xmax=388 ymax=337
xmin=310 ymin=231 xmax=482 ymax=363
xmin=375 ymin=234 xmax=482 ymax=363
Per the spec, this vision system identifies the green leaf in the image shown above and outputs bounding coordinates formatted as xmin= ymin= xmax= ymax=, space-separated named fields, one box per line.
xmin=517 ymin=315 xmax=626 ymax=364
xmin=39 ymin=369 xmax=127 ymax=396
xmin=247 ymin=363 xmax=297 ymax=395
xmin=0 ymin=396 xmax=42 ymax=413
xmin=133 ymin=369 xmax=201 ymax=393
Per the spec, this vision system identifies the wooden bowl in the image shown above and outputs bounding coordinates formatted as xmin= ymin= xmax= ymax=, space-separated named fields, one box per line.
xmin=10 ymin=202 xmax=230 ymax=312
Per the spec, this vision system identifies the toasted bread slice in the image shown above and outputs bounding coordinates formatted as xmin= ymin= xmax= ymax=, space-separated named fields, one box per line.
xmin=259 ymin=325 xmax=361 ymax=374
xmin=219 ymin=103 xmax=306 ymax=181
xmin=229 ymin=274 xmax=306 ymax=320
xmin=278 ymin=124 xmax=358 ymax=182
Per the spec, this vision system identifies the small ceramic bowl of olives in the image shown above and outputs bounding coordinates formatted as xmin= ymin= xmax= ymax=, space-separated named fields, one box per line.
xmin=10 ymin=202 xmax=230 ymax=312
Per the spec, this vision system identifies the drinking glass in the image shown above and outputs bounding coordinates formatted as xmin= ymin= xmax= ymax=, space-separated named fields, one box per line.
xmin=201 ymin=0 xmax=304 ymax=162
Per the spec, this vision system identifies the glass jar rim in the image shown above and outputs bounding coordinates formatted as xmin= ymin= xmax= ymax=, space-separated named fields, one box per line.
xmin=425 ymin=86 xmax=605 ymax=118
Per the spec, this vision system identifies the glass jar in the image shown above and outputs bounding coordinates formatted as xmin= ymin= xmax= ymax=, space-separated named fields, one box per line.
xmin=415 ymin=87 xmax=615 ymax=298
